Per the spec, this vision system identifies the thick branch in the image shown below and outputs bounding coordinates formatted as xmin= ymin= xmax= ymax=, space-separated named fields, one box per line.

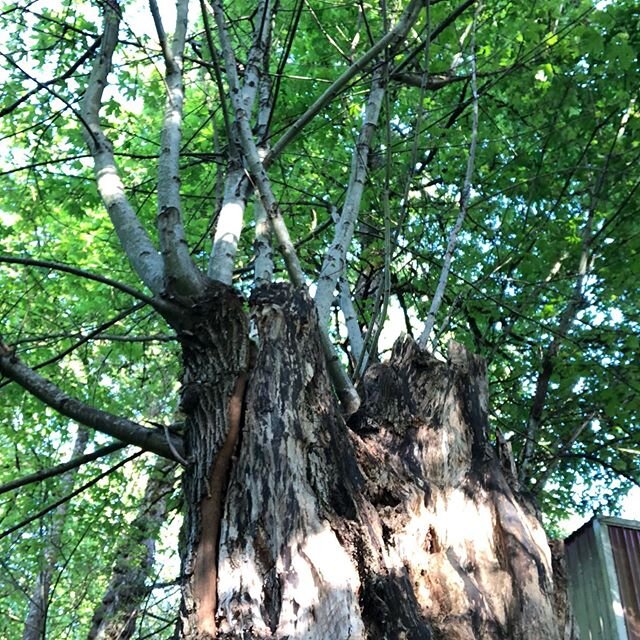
xmin=208 ymin=168 xmax=249 ymax=285
xmin=253 ymin=76 xmax=275 ymax=285
xmin=80 ymin=5 xmax=165 ymax=295
xmin=254 ymin=198 xmax=274 ymax=286
xmin=152 ymin=0 xmax=203 ymax=295
xmin=0 ymin=351 xmax=184 ymax=461
xmin=337 ymin=275 xmax=365 ymax=366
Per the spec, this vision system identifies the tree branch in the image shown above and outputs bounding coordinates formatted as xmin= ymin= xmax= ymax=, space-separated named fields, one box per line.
xmin=151 ymin=0 xmax=204 ymax=295
xmin=315 ymin=70 xmax=385 ymax=325
xmin=80 ymin=4 xmax=165 ymax=295
xmin=417 ymin=7 xmax=480 ymax=349
xmin=518 ymin=207 xmax=595 ymax=483
xmin=337 ymin=275 xmax=364 ymax=367
xmin=517 ymin=107 xmax=628 ymax=483
xmin=0 ymin=442 xmax=127 ymax=496
xmin=0 ymin=255 xmax=167 ymax=310
xmin=210 ymin=0 xmax=360 ymax=415
xmin=0 ymin=35 xmax=101 ymax=118
xmin=208 ymin=168 xmax=249 ymax=285
xmin=264 ymin=0 xmax=423 ymax=165
xmin=392 ymin=0 xmax=476 ymax=77
xmin=206 ymin=0 xmax=274 ymax=285
xmin=0 ymin=349 xmax=184 ymax=461
xmin=0 ymin=451 xmax=143 ymax=542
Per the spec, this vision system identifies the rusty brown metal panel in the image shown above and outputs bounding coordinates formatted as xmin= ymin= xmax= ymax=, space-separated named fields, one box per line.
xmin=609 ymin=525 xmax=640 ymax=640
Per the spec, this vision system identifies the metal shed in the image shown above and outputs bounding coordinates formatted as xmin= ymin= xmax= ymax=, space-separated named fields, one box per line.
xmin=565 ymin=516 xmax=640 ymax=640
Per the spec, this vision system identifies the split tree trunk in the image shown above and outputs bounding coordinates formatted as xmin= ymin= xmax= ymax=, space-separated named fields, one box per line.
xmin=174 ymin=283 xmax=572 ymax=639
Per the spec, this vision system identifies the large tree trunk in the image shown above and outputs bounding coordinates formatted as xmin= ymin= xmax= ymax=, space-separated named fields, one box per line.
xmin=175 ymin=284 xmax=571 ymax=639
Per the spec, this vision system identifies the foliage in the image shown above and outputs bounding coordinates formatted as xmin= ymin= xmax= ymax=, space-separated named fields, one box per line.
xmin=0 ymin=0 xmax=638 ymax=636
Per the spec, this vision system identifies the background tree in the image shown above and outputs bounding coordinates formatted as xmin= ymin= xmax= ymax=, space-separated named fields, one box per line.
xmin=0 ymin=0 xmax=638 ymax=638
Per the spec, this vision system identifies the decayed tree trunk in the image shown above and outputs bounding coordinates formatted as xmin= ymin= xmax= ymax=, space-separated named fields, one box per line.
xmin=174 ymin=283 xmax=572 ymax=640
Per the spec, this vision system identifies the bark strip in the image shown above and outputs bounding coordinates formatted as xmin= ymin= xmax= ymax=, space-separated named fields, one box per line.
xmin=192 ymin=371 xmax=248 ymax=636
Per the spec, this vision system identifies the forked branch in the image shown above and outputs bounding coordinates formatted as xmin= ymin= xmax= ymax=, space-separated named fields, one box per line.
xmin=207 ymin=0 xmax=274 ymax=285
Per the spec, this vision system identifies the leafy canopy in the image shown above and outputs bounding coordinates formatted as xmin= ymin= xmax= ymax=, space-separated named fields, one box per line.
xmin=0 ymin=0 xmax=639 ymax=634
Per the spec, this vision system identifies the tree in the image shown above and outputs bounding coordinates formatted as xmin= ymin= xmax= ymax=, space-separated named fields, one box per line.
xmin=0 ymin=0 xmax=638 ymax=637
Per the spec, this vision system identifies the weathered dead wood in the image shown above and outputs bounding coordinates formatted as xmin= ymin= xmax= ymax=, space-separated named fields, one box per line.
xmin=353 ymin=336 xmax=565 ymax=640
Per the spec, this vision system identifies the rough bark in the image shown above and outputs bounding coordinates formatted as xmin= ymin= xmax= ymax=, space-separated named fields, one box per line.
xmin=175 ymin=283 xmax=252 ymax=638
xmin=172 ymin=284 xmax=570 ymax=639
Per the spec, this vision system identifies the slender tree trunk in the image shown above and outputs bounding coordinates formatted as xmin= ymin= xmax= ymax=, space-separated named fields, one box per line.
xmin=23 ymin=428 xmax=89 ymax=640
xmin=87 ymin=457 xmax=176 ymax=640
xmin=174 ymin=284 xmax=574 ymax=639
